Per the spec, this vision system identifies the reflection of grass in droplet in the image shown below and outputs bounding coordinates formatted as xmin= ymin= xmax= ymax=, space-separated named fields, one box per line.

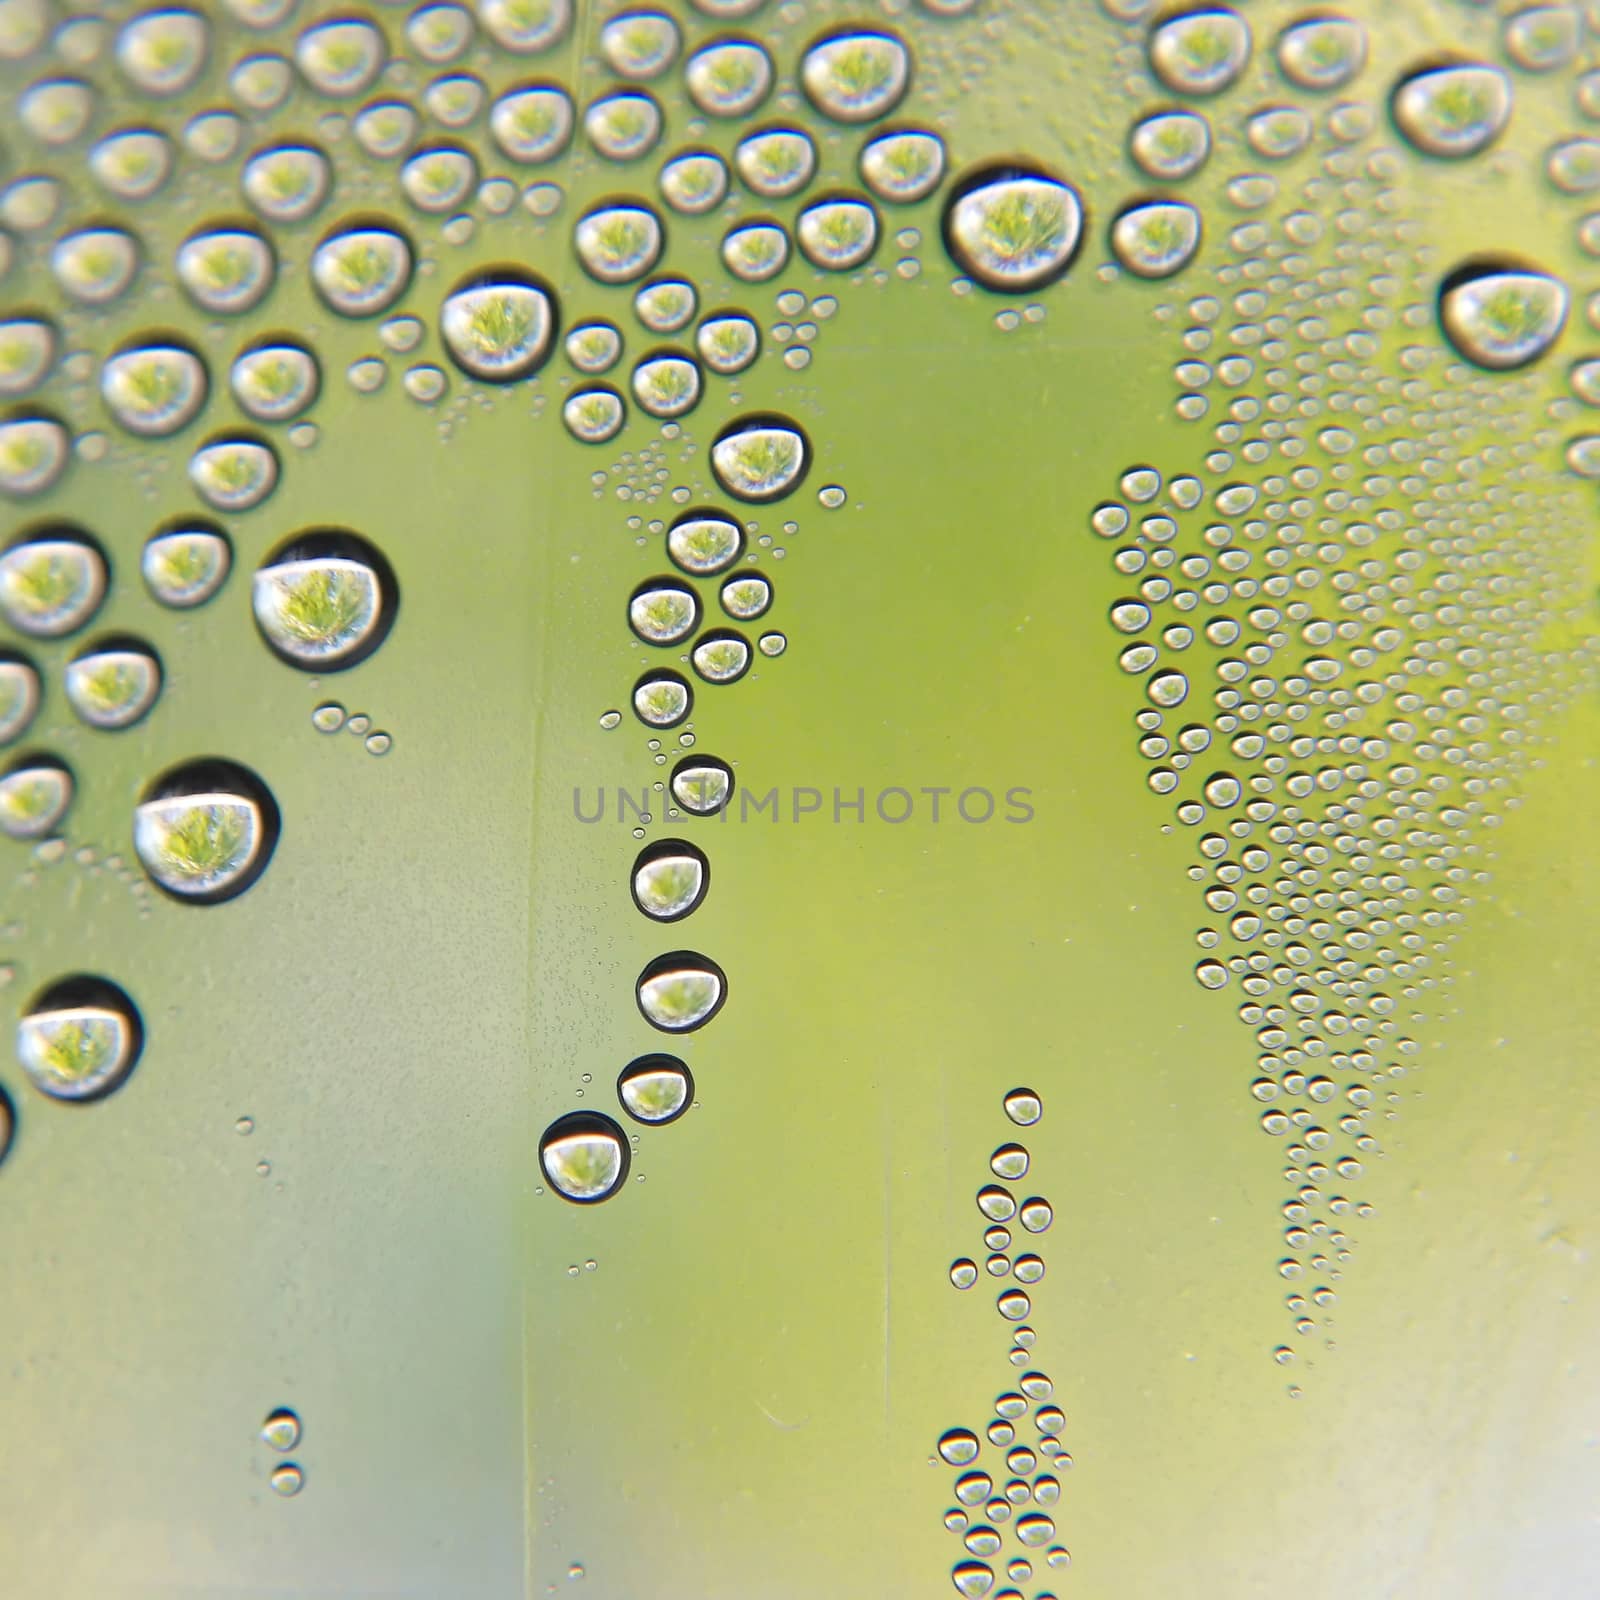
xmin=813 ymin=206 xmax=869 ymax=257
xmin=597 ymin=101 xmax=650 ymax=146
xmin=676 ymin=523 xmax=734 ymax=565
xmin=157 ymin=805 xmax=246 ymax=882
xmin=976 ymin=188 xmax=1067 ymax=267
xmin=880 ymin=137 xmax=933 ymax=187
xmin=1129 ymin=209 xmax=1189 ymax=263
xmin=1429 ymin=80 xmax=1491 ymax=133
xmin=120 ymin=357 xmax=184 ymax=412
xmin=1300 ymin=25 xmax=1352 ymax=72
xmin=702 ymin=48 xmax=759 ymax=100
xmin=637 ymin=685 xmax=682 ymax=720
xmin=196 ymin=244 xmax=251 ymax=289
xmin=464 ymin=294 xmax=535 ymax=357
xmin=731 ymin=231 xmax=782 ymax=274
xmin=66 ymin=242 xmax=121 ymax=291
xmin=36 ymin=1018 xmax=114 ymax=1082
xmin=414 ymin=157 xmax=463 ymax=198
xmin=722 ymin=431 xmax=799 ymax=490
xmin=671 ymin=160 xmax=717 ymax=205
xmin=570 ymin=394 xmax=618 ymax=434
xmin=636 ymin=593 xmax=690 ymax=635
xmin=1175 ymin=20 xmax=1234 ymax=74
xmin=640 ymin=363 xmax=693 ymax=410
xmin=110 ymin=144 xmax=156 ymax=183
xmin=276 ymin=566 xmax=364 ymax=645
xmin=751 ymin=137 xmax=804 ymax=186
xmin=154 ymin=539 xmax=211 ymax=592
xmin=824 ymin=40 xmax=894 ymax=101
xmin=1475 ymin=285 xmax=1553 ymax=347
xmin=704 ymin=322 xmax=751 ymax=367
xmin=244 ymin=356 xmax=298 ymax=401
xmin=314 ymin=35 xmax=368 ymax=79
xmin=260 ymin=157 xmax=313 ymax=201
xmin=0 ymin=428 xmax=48 ymax=479
xmin=617 ymin=21 xmax=662 ymax=66
xmin=77 ymin=659 xmax=139 ymax=716
xmin=8 ymin=551 xmax=79 ymax=613
xmin=201 ymin=448 xmax=264 ymax=497
xmin=589 ymin=214 xmax=651 ymax=268
xmin=698 ymin=642 xmax=744 ymax=677
xmin=2 ymin=774 xmax=58 ymax=824
xmin=333 ymin=241 xmax=391 ymax=293
xmin=502 ymin=0 xmax=555 ymax=31
xmin=570 ymin=330 xmax=614 ymax=367
xmin=511 ymin=96 xmax=559 ymax=144
xmin=139 ymin=27 xmax=194 ymax=75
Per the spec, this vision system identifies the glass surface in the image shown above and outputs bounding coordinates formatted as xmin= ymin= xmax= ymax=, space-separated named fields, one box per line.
xmin=2 ymin=1 xmax=1599 ymax=1595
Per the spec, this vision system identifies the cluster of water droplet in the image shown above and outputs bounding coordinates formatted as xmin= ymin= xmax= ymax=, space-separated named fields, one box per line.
xmin=1090 ymin=0 xmax=1600 ymax=1374
xmin=937 ymin=1089 xmax=1069 ymax=1596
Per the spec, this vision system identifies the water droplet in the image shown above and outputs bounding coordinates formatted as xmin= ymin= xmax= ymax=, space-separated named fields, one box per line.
xmin=977 ymin=1185 xmax=1016 ymax=1222
xmin=0 ymin=319 xmax=54 ymax=401
xmin=1128 ymin=110 xmax=1211 ymax=181
xmin=1147 ymin=8 xmax=1252 ymax=96
xmin=1275 ymin=15 xmax=1364 ymax=91
xmin=938 ymin=1428 xmax=980 ymax=1466
xmin=566 ymin=322 xmax=622 ymax=374
xmin=261 ymin=1408 xmax=301 ymax=1451
xmin=184 ymin=109 xmax=243 ymax=164
xmin=230 ymin=53 xmax=293 ymax=112
xmin=540 ymin=1109 xmax=629 ymax=1202
xmin=0 ymin=654 xmax=41 ymax=745
xmin=669 ymin=511 xmax=744 ymax=573
xmin=311 ymin=701 xmax=345 ymax=732
xmin=943 ymin=167 xmax=1083 ymax=292
xmin=997 ymin=1289 xmax=1031 ymax=1320
xmin=801 ymin=31 xmax=910 ymax=124
xmin=633 ymin=669 xmax=692 ymax=727
xmin=601 ymin=11 xmax=679 ymax=80
xmin=440 ymin=274 xmax=556 ymax=381
xmin=134 ymin=758 xmax=279 ymax=903
xmin=1245 ymin=105 xmax=1312 ymax=160
xmin=635 ymin=279 xmax=696 ymax=334
xmin=354 ymin=101 xmax=420 ymax=160
xmin=955 ymin=1469 xmax=992 ymax=1504
xmin=401 ymin=145 xmax=477 ymax=213
xmin=241 ymin=145 xmax=331 ymax=225
xmin=720 ymin=573 xmax=771 ymax=620
xmin=659 ymin=149 xmax=728 ymax=215
xmin=1003 ymin=1088 xmax=1041 ymax=1126
xmin=631 ymin=839 xmax=708 ymax=920
xmin=951 ymin=1258 xmax=978 ymax=1289
xmin=575 ymin=203 xmax=663 ymax=285
xmin=636 ymin=950 xmax=725 ymax=1031
xmin=17 ymin=975 xmax=142 ymax=1101
xmin=632 ymin=351 xmax=701 ymax=418
xmin=756 ymin=631 xmax=785 ymax=657
xmin=670 ymin=754 xmax=733 ymax=815
xmin=488 ymin=84 xmax=572 ymax=166
xmin=0 ymin=416 xmax=69 ymax=498
xmin=232 ymin=343 xmax=319 ymax=423
xmin=585 ymin=90 xmax=661 ymax=161
xmin=686 ymin=38 xmax=772 ymax=117
xmin=798 ymin=196 xmax=879 ymax=271
xmin=190 ymin=436 xmax=278 ymax=512
xmin=710 ymin=416 xmax=808 ymax=501
xmin=1389 ymin=63 xmax=1510 ymax=159
xmin=117 ymin=8 xmax=209 ymax=97
xmin=253 ymin=530 xmax=397 ymax=670
xmin=479 ymin=0 xmax=570 ymax=55
xmin=295 ymin=17 xmax=385 ymax=98
xmin=991 ymin=1143 xmax=1030 ymax=1181
xmin=141 ymin=525 xmax=230 ymax=610
xmin=20 ymin=78 xmax=94 ymax=145
xmin=1548 ymin=138 xmax=1600 ymax=195
xmin=690 ymin=630 xmax=751 ymax=683
xmin=1438 ymin=260 xmax=1567 ymax=370
xmin=51 ymin=225 xmax=140 ymax=305
xmin=100 ymin=343 xmax=207 ymax=437
xmin=617 ymin=1052 xmax=693 ymax=1123
xmin=564 ymin=386 xmax=626 ymax=443
xmin=0 ymin=755 xmax=71 ymax=839
xmin=64 ymin=640 xmax=161 ymax=730
xmin=312 ymin=224 xmax=413 ymax=317
xmin=1110 ymin=200 xmax=1201 ymax=279
xmin=722 ymin=220 xmax=790 ymax=283
xmin=0 ymin=532 xmax=105 ymax=636
xmin=1147 ymin=669 xmax=1189 ymax=707
xmin=630 ymin=579 xmax=700 ymax=645
xmin=1503 ymin=5 xmax=1575 ymax=72
xmin=859 ymin=128 xmax=945 ymax=203
xmin=269 ymin=1462 xmax=304 ymax=1496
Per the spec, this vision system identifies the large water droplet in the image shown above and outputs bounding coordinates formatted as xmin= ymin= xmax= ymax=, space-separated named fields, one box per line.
xmin=617 ymin=1053 xmax=693 ymax=1123
xmin=89 ymin=127 xmax=174 ymax=200
xmin=938 ymin=1427 xmax=980 ymax=1466
xmin=133 ymin=758 xmax=279 ymax=904
xmin=1438 ymin=261 xmax=1568 ymax=370
xmin=801 ymin=30 xmax=910 ymax=124
xmin=231 ymin=343 xmax=319 ymax=422
xmin=1275 ymin=15 xmax=1364 ymax=91
xmin=539 ymin=1110 xmax=629 ymax=1202
xmin=0 ymin=416 xmax=69 ymax=498
xmin=0 ymin=755 xmax=72 ymax=839
xmin=630 ymin=578 xmax=700 ymax=645
xmin=479 ymin=0 xmax=570 ymax=56
xmin=295 ymin=17 xmax=386 ymax=98
xmin=564 ymin=387 xmax=626 ymax=442
xmin=735 ymin=127 xmax=816 ymax=199
xmin=601 ymin=11 xmax=679 ymax=80
xmin=51 ymin=226 xmax=140 ymax=305
xmin=1128 ymin=110 xmax=1211 ymax=180
xmin=951 ymin=1560 xmax=994 ymax=1596
xmin=190 ymin=435 xmax=278 ymax=511
xmin=710 ymin=416 xmax=808 ymax=501
xmin=636 ymin=951 xmax=726 ymax=1031
xmin=0 ymin=653 xmax=41 ymax=745
xmin=659 ymin=149 xmax=728 ymax=214
xmin=943 ymin=167 xmax=1083 ymax=292
xmin=440 ymin=273 xmax=556 ymax=381
xmin=489 ymin=84 xmax=572 ymax=164
xmin=670 ymin=754 xmax=733 ymax=815
xmin=632 ymin=351 xmax=701 ymax=418
xmin=720 ymin=572 xmax=771 ymax=620
xmin=0 ymin=316 xmax=56 ymax=397
xmin=691 ymin=630 xmax=751 ymax=683
xmin=722 ymin=220 xmax=790 ymax=283
xmin=253 ymin=530 xmax=397 ymax=670
xmin=633 ymin=669 xmax=692 ymax=727
xmin=311 ymin=223 xmax=413 ymax=317
xmin=101 ymin=343 xmax=208 ymax=436
xmin=1503 ymin=4 xmax=1576 ymax=72
xmin=17 ymin=976 xmax=142 ymax=1101
xmin=859 ymin=127 xmax=945 ymax=202
xmin=0 ymin=531 xmax=105 ymax=637
xmin=574 ymin=203 xmax=663 ymax=284
xmin=117 ymin=8 xmax=209 ymax=97
xmin=1147 ymin=8 xmax=1251 ymax=96
xmin=668 ymin=510 xmax=743 ymax=573
xmin=1110 ymin=199 xmax=1202 ymax=279
xmin=798 ymin=195 xmax=879 ymax=270
xmin=64 ymin=639 xmax=162 ymax=730
xmin=143 ymin=526 xmax=230 ymax=608
xmin=585 ymin=91 xmax=662 ymax=160
xmin=401 ymin=145 xmax=477 ymax=213
xmin=1389 ymin=63 xmax=1510 ymax=159
xmin=566 ymin=322 xmax=622 ymax=374
xmin=686 ymin=38 xmax=772 ymax=116
xmin=241 ymin=144 xmax=331 ymax=224
xmin=635 ymin=279 xmax=696 ymax=333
